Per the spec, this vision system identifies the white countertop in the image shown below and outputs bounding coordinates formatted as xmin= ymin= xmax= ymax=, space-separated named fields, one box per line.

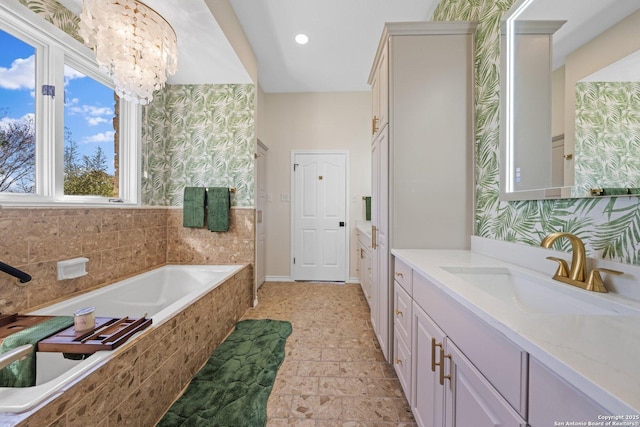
xmin=392 ymin=248 xmax=640 ymax=416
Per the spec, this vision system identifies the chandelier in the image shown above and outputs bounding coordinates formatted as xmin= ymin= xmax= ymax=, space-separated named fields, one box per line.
xmin=78 ymin=0 xmax=178 ymax=105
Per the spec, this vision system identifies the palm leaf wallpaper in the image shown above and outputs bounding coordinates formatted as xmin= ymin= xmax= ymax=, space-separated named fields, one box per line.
xmin=433 ymin=0 xmax=640 ymax=265
xmin=141 ymin=84 xmax=255 ymax=207
xmin=574 ymin=82 xmax=640 ymax=194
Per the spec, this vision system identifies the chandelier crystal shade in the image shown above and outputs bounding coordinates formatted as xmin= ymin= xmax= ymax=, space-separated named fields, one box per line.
xmin=78 ymin=0 xmax=178 ymax=105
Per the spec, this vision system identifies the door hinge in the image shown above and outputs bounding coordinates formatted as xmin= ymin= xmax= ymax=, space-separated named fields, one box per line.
xmin=293 ymin=257 xmax=296 ymax=264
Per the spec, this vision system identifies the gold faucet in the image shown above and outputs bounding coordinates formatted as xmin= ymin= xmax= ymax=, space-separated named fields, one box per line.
xmin=540 ymin=232 xmax=622 ymax=293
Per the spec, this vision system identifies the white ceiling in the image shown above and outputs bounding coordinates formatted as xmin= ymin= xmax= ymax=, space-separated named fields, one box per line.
xmin=228 ymin=0 xmax=438 ymax=92
xmin=518 ymin=0 xmax=640 ymax=70
xmin=59 ymin=0 xmax=437 ymax=93
xmin=58 ymin=1 xmax=640 ymax=93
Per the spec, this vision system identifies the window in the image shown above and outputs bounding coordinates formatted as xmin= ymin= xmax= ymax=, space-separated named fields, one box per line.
xmin=0 ymin=2 xmax=139 ymax=205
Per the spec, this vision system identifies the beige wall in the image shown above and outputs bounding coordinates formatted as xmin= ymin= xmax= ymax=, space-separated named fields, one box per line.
xmin=263 ymin=92 xmax=371 ymax=280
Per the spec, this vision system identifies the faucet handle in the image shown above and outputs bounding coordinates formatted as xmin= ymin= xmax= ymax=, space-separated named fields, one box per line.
xmin=546 ymin=256 xmax=570 ymax=278
xmin=586 ymin=268 xmax=623 ymax=293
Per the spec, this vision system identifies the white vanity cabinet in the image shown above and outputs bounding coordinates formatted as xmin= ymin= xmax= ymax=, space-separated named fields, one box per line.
xmin=394 ymin=257 xmax=527 ymax=427
xmin=356 ymin=227 xmax=373 ymax=308
xmin=369 ymin=21 xmax=477 ymax=363
xmin=392 ymin=259 xmax=413 ymax=396
xmin=528 ymin=358 xmax=611 ymax=426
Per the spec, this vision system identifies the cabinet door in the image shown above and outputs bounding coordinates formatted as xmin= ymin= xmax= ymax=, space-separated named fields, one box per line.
xmin=370 ymin=42 xmax=388 ymax=138
xmin=529 ymin=358 xmax=610 ymax=426
xmin=376 ymin=43 xmax=388 ymax=130
xmin=444 ymin=339 xmax=526 ymax=427
xmin=357 ymin=240 xmax=368 ymax=302
xmin=412 ymin=302 xmax=446 ymax=427
xmin=371 ymin=129 xmax=389 ymax=361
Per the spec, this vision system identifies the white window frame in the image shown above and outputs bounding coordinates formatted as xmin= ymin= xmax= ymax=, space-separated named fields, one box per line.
xmin=0 ymin=1 xmax=140 ymax=206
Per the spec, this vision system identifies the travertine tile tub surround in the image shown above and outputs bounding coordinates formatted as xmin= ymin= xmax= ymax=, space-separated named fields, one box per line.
xmin=0 ymin=264 xmax=253 ymax=427
xmin=0 ymin=207 xmax=255 ymax=314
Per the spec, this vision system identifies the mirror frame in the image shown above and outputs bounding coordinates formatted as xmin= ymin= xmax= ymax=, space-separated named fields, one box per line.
xmin=500 ymin=0 xmax=640 ymax=201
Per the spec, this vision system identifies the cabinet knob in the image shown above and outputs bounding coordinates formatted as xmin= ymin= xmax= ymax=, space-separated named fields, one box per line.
xmin=395 ymin=272 xmax=404 ymax=278
xmin=395 ymin=309 xmax=403 ymax=317
xmin=394 ymin=358 xmax=402 ymax=365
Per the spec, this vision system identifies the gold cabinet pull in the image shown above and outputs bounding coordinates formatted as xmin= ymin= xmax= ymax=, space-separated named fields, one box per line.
xmin=394 ymin=358 xmax=402 ymax=365
xmin=395 ymin=272 xmax=403 ymax=278
xmin=439 ymin=347 xmax=452 ymax=386
xmin=372 ymin=116 xmax=379 ymax=134
xmin=395 ymin=309 xmax=403 ymax=317
xmin=360 ymin=248 xmax=364 ymax=259
xmin=371 ymin=225 xmax=377 ymax=249
xmin=431 ymin=338 xmax=442 ymax=372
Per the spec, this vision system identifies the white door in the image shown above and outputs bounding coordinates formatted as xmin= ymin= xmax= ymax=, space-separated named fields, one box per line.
xmin=256 ymin=141 xmax=268 ymax=288
xmin=292 ymin=152 xmax=348 ymax=281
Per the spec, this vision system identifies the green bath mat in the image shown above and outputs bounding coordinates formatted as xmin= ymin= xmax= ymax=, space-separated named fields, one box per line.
xmin=158 ymin=319 xmax=292 ymax=427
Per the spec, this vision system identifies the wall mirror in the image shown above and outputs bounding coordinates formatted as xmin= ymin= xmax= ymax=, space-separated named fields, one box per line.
xmin=500 ymin=0 xmax=640 ymax=201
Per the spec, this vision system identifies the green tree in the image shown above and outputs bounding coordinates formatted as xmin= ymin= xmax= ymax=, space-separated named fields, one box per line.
xmin=64 ymin=136 xmax=115 ymax=197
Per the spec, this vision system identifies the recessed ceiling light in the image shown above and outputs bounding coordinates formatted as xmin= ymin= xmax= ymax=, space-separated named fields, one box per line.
xmin=295 ymin=34 xmax=309 ymax=45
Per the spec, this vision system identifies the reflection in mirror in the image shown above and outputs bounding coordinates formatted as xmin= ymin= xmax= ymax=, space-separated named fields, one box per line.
xmin=500 ymin=0 xmax=640 ymax=201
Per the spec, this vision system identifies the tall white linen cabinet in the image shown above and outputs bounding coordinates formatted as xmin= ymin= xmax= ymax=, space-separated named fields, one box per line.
xmin=368 ymin=22 xmax=477 ymax=362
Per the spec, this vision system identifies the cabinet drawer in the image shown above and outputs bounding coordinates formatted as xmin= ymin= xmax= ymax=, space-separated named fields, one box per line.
xmin=529 ymin=358 xmax=610 ymax=426
xmin=394 ymin=281 xmax=412 ymax=343
xmin=413 ymin=271 xmax=528 ymax=417
xmin=393 ymin=329 xmax=412 ymax=399
xmin=394 ymin=257 xmax=412 ymax=293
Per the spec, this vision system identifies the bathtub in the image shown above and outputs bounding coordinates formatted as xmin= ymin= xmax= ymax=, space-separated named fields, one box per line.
xmin=0 ymin=264 xmax=243 ymax=414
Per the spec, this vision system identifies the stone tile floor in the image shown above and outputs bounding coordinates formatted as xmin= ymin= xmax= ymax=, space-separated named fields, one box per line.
xmin=241 ymin=282 xmax=416 ymax=427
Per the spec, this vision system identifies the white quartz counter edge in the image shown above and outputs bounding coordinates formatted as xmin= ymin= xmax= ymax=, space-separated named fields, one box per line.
xmin=392 ymin=248 xmax=640 ymax=416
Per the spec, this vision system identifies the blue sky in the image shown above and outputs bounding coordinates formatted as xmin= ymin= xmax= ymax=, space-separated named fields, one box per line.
xmin=0 ymin=28 xmax=116 ymax=174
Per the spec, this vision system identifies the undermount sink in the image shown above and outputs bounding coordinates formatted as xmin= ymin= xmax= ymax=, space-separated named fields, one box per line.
xmin=440 ymin=266 xmax=637 ymax=315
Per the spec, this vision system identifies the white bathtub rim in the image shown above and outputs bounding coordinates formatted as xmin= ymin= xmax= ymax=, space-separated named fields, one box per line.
xmin=0 ymin=350 xmax=110 ymax=413
xmin=0 ymin=263 xmax=245 ymax=414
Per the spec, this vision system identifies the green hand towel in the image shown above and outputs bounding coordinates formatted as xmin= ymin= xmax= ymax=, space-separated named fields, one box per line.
xmin=183 ymin=187 xmax=206 ymax=227
xmin=364 ymin=196 xmax=371 ymax=221
xmin=0 ymin=316 xmax=74 ymax=387
xmin=207 ymin=187 xmax=230 ymax=232
xmin=602 ymin=188 xmax=630 ymax=195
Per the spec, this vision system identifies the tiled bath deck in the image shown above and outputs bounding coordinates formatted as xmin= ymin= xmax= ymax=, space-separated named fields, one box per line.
xmin=242 ymin=282 xmax=416 ymax=427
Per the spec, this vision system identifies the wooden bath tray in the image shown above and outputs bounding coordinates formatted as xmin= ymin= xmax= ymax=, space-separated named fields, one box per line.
xmin=38 ymin=316 xmax=152 ymax=354
xmin=0 ymin=314 xmax=56 ymax=342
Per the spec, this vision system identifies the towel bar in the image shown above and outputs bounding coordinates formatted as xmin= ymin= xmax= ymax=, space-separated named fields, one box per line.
xmin=204 ymin=188 xmax=236 ymax=193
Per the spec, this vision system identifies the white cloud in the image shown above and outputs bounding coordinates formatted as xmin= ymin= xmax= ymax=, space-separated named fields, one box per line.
xmin=0 ymin=55 xmax=35 ymax=90
xmin=83 ymin=131 xmax=115 ymax=144
xmin=64 ymin=66 xmax=86 ymax=82
xmin=65 ymin=98 xmax=114 ymax=127
xmin=0 ymin=113 xmax=35 ymax=130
